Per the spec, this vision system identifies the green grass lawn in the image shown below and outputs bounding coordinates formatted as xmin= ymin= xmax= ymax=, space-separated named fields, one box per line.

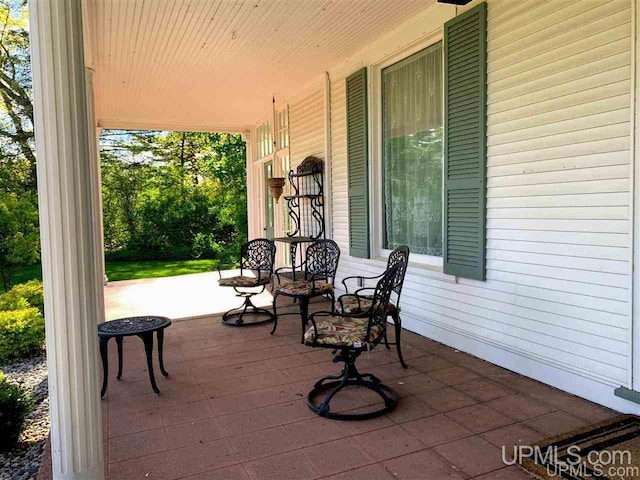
xmin=9 ymin=259 xmax=222 ymax=286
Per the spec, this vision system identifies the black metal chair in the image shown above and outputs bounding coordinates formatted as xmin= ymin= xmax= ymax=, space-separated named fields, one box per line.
xmin=271 ymin=239 xmax=340 ymax=342
xmin=218 ymin=238 xmax=276 ymax=326
xmin=304 ymin=263 xmax=401 ymax=420
xmin=337 ymin=246 xmax=410 ymax=368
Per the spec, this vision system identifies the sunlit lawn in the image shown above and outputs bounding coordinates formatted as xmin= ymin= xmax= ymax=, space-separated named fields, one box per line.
xmin=10 ymin=259 xmax=221 ymax=286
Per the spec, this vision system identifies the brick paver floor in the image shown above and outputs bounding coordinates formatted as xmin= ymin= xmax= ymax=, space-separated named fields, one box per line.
xmin=101 ymin=294 xmax=617 ymax=480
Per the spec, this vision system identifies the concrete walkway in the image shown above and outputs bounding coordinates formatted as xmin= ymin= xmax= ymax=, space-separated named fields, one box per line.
xmin=104 ymin=270 xmax=274 ymax=321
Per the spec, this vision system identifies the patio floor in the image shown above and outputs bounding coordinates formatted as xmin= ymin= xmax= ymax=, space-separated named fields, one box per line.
xmin=101 ymin=278 xmax=618 ymax=480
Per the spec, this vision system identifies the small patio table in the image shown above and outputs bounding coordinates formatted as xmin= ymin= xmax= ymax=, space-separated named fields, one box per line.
xmin=98 ymin=316 xmax=171 ymax=397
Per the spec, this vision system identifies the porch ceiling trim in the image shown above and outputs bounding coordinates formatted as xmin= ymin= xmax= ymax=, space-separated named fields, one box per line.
xmin=97 ymin=118 xmax=250 ymax=134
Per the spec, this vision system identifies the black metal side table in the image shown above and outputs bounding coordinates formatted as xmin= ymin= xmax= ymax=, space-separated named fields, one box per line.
xmin=97 ymin=316 xmax=171 ymax=397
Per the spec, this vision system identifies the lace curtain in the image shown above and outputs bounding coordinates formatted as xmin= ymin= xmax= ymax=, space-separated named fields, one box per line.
xmin=382 ymin=42 xmax=443 ymax=256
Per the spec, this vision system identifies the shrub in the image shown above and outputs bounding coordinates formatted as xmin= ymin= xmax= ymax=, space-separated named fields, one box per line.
xmin=0 ymin=308 xmax=45 ymax=365
xmin=0 ymin=280 xmax=44 ymax=315
xmin=0 ymin=370 xmax=33 ymax=451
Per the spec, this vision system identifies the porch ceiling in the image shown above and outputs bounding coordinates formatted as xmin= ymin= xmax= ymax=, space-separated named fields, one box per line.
xmin=86 ymin=0 xmax=433 ymax=133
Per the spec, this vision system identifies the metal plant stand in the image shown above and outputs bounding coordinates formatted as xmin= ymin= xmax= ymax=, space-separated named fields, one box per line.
xmin=272 ymin=156 xmax=326 ymax=276
xmin=98 ymin=316 xmax=171 ymax=397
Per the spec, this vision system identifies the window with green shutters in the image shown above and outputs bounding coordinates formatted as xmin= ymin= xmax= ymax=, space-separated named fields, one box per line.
xmin=443 ymin=2 xmax=487 ymax=280
xmin=346 ymin=67 xmax=370 ymax=259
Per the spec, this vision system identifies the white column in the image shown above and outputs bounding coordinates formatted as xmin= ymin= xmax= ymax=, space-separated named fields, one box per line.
xmin=29 ymin=1 xmax=105 ymax=479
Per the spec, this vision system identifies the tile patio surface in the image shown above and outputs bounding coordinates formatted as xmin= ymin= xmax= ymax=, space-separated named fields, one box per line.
xmin=101 ymin=280 xmax=618 ymax=480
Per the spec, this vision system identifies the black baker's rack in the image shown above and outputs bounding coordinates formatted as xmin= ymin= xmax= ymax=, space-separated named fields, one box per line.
xmin=272 ymin=156 xmax=325 ymax=280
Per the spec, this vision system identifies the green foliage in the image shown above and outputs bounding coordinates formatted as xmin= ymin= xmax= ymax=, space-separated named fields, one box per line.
xmin=0 ymin=191 xmax=40 ymax=291
xmin=0 ymin=370 xmax=33 ymax=451
xmin=0 ymin=308 xmax=45 ymax=366
xmin=0 ymin=280 xmax=44 ymax=315
xmin=101 ymin=131 xmax=247 ymax=263
xmin=0 ymin=1 xmax=36 ymax=194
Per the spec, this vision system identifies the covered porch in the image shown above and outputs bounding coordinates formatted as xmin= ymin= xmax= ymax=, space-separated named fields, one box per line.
xmin=28 ymin=0 xmax=640 ymax=478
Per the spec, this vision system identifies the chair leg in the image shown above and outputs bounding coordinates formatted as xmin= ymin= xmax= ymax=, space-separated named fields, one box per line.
xmin=391 ymin=310 xmax=408 ymax=369
xmin=329 ymin=291 xmax=336 ymax=313
xmin=270 ymin=292 xmax=279 ymax=335
xmin=383 ymin=329 xmax=391 ymax=350
xmin=299 ymin=296 xmax=310 ymax=344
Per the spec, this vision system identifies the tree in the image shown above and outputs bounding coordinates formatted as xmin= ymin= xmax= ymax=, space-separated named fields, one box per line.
xmin=0 ymin=1 xmax=35 ymax=192
xmin=0 ymin=191 xmax=39 ymax=291
xmin=99 ymin=130 xmax=248 ymax=263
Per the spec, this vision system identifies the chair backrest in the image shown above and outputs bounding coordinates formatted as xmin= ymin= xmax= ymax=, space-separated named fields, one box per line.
xmin=386 ymin=246 xmax=410 ymax=303
xmin=305 ymin=239 xmax=340 ymax=283
xmin=365 ymin=263 xmax=402 ymax=343
xmin=240 ymin=238 xmax=276 ymax=275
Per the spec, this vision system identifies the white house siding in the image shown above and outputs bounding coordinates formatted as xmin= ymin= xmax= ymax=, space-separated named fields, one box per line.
xmin=325 ymin=0 xmax=635 ymax=411
xmin=287 ymin=86 xmax=327 ymax=242
xmin=289 ymin=86 xmax=325 ymax=170
xmin=330 ymin=77 xmax=349 ymax=256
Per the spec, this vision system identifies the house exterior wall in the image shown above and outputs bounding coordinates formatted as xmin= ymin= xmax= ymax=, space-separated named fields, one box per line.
xmin=327 ymin=0 xmax=635 ymax=412
xmin=289 ymin=85 xmax=326 ymax=170
xmin=249 ymin=0 xmax=638 ymax=412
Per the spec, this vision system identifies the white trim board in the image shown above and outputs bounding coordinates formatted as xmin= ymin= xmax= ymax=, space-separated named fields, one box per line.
xmin=631 ymin=0 xmax=640 ymax=393
xmin=98 ymin=119 xmax=250 ymax=134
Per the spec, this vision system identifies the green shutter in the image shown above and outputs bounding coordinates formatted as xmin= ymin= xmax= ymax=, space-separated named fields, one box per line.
xmin=443 ymin=3 xmax=487 ymax=280
xmin=346 ymin=67 xmax=370 ymax=258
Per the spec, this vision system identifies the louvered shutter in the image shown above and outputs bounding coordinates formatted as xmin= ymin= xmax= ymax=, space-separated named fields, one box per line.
xmin=346 ymin=67 xmax=370 ymax=258
xmin=443 ymin=3 xmax=487 ymax=280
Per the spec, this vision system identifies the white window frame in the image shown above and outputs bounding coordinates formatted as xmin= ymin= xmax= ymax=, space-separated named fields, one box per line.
xmin=369 ymin=31 xmax=444 ymax=269
xmin=251 ymin=108 xmax=291 ymax=264
xmin=255 ymin=117 xmax=274 ymax=161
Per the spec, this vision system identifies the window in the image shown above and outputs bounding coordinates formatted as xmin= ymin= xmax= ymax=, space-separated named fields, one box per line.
xmin=382 ymin=42 xmax=443 ymax=257
xmin=278 ymin=108 xmax=289 ymax=149
xmin=256 ymin=120 xmax=273 ymax=159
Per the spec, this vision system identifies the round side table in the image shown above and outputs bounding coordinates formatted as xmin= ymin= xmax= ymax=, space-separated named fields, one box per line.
xmin=97 ymin=316 xmax=171 ymax=397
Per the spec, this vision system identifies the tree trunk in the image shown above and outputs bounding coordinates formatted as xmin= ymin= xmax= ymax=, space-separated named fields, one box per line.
xmin=0 ymin=267 xmax=11 ymax=292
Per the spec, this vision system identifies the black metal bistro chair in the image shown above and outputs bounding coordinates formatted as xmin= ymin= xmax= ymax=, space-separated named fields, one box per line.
xmin=337 ymin=246 xmax=410 ymax=368
xmin=218 ymin=238 xmax=276 ymax=326
xmin=304 ymin=263 xmax=402 ymax=420
xmin=271 ymin=239 xmax=340 ymax=342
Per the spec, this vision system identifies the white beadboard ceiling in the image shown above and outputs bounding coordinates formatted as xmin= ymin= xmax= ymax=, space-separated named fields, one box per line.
xmin=87 ymin=0 xmax=433 ymax=132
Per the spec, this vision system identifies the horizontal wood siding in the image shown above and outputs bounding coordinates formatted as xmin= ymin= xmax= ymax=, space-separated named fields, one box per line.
xmin=330 ymin=71 xmax=349 ymax=253
xmin=329 ymin=0 xmax=632 ymax=388
xmin=289 ymin=87 xmax=325 ymax=239
xmin=289 ymin=88 xmax=325 ymax=170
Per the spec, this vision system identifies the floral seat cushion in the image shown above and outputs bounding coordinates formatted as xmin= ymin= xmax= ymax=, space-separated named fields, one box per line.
xmin=277 ymin=280 xmax=333 ymax=296
xmin=335 ymin=294 xmax=396 ymax=315
xmin=218 ymin=275 xmax=270 ymax=288
xmin=303 ymin=315 xmax=383 ymax=347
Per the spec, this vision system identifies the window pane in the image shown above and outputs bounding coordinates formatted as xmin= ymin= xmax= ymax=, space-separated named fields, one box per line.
xmin=256 ymin=121 xmax=274 ymax=159
xmin=279 ymin=109 xmax=289 ymax=148
xmin=382 ymin=42 xmax=443 ymax=256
